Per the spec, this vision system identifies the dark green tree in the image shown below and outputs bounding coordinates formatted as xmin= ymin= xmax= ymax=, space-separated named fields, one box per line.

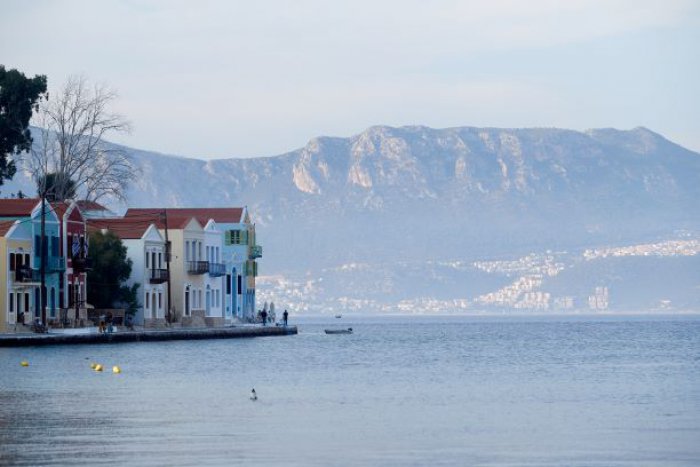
xmin=0 ymin=66 xmax=47 ymax=186
xmin=36 ymin=172 xmax=77 ymax=201
xmin=87 ymin=230 xmax=135 ymax=309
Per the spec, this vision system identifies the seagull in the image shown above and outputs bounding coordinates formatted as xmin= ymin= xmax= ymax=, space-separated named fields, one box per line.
xmin=250 ymin=388 xmax=258 ymax=401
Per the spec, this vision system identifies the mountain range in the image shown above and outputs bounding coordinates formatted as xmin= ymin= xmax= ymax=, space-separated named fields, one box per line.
xmin=6 ymin=125 xmax=700 ymax=313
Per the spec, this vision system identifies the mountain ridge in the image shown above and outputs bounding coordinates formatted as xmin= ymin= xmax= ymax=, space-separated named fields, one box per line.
xmin=4 ymin=124 xmax=699 ymax=312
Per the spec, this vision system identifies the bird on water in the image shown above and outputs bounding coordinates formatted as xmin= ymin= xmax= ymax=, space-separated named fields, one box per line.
xmin=250 ymin=388 xmax=258 ymax=401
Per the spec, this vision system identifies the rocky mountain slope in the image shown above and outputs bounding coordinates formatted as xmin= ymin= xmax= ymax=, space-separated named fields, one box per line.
xmin=6 ymin=125 xmax=700 ymax=312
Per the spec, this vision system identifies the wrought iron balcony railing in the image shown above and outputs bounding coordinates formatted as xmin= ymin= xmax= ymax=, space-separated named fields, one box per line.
xmin=149 ymin=268 xmax=169 ymax=284
xmin=14 ymin=266 xmax=40 ymax=283
xmin=250 ymin=245 xmax=263 ymax=259
xmin=208 ymin=262 xmax=226 ymax=277
xmin=187 ymin=261 xmax=209 ymax=275
xmin=47 ymin=256 xmax=66 ymax=272
xmin=71 ymin=256 xmax=92 ymax=272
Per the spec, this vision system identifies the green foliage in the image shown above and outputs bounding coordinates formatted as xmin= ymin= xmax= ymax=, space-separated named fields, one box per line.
xmin=87 ymin=230 xmax=134 ymax=308
xmin=36 ymin=172 xmax=77 ymax=201
xmin=118 ymin=283 xmax=140 ymax=317
xmin=0 ymin=65 xmax=47 ymax=185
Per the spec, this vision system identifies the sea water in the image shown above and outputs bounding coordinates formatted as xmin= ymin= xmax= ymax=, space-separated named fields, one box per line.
xmin=1 ymin=315 xmax=699 ymax=466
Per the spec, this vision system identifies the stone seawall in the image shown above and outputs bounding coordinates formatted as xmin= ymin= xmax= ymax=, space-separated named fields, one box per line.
xmin=0 ymin=325 xmax=297 ymax=347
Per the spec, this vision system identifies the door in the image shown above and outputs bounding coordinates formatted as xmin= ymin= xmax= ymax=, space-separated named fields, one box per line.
xmin=206 ymin=286 xmax=211 ymax=316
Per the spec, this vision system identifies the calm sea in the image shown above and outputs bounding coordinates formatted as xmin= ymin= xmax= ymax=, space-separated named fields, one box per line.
xmin=1 ymin=315 xmax=699 ymax=466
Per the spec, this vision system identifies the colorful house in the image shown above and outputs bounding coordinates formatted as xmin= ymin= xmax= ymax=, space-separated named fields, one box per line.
xmin=0 ymin=220 xmax=35 ymax=332
xmin=0 ymin=199 xmax=62 ymax=328
xmin=125 ymin=208 xmax=261 ymax=322
xmin=52 ymin=201 xmax=89 ymax=316
xmin=88 ymin=218 xmax=167 ymax=327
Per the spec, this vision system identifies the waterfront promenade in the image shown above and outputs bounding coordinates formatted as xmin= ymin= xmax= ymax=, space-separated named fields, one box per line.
xmin=0 ymin=325 xmax=297 ymax=347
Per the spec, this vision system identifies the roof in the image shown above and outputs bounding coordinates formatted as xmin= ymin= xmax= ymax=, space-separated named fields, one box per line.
xmin=0 ymin=198 xmax=41 ymax=217
xmin=125 ymin=207 xmax=244 ymax=227
xmin=77 ymin=200 xmax=108 ymax=211
xmin=87 ymin=218 xmax=155 ymax=239
xmin=0 ymin=220 xmax=17 ymax=237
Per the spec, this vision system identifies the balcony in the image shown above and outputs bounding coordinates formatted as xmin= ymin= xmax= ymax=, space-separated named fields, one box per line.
xmin=250 ymin=245 xmax=263 ymax=259
xmin=149 ymin=268 xmax=169 ymax=284
xmin=47 ymin=256 xmax=66 ymax=272
xmin=208 ymin=262 xmax=226 ymax=277
xmin=14 ymin=266 xmax=40 ymax=283
xmin=187 ymin=261 xmax=209 ymax=275
xmin=71 ymin=256 xmax=92 ymax=272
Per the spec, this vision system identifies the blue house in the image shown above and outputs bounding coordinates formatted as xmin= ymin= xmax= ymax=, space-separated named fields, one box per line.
xmin=0 ymin=199 xmax=63 ymax=323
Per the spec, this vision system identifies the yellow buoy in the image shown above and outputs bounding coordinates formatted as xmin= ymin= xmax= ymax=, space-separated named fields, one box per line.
xmin=94 ymin=364 xmax=103 ymax=372
xmin=90 ymin=362 xmax=97 ymax=369
xmin=20 ymin=361 xmax=29 ymax=367
xmin=112 ymin=366 xmax=121 ymax=374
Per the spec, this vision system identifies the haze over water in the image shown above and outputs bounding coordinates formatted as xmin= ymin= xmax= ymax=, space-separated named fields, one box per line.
xmin=1 ymin=315 xmax=699 ymax=466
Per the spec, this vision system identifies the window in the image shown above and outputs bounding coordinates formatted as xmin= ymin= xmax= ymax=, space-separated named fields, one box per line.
xmin=146 ymin=251 xmax=150 ymax=268
xmin=24 ymin=293 xmax=29 ymax=314
xmin=230 ymin=230 xmax=241 ymax=244
xmin=158 ymin=293 xmax=162 ymax=309
xmin=237 ymin=275 xmax=242 ymax=294
xmin=152 ymin=252 xmax=156 ymax=270
xmin=9 ymin=253 xmax=15 ymax=272
xmin=9 ymin=293 xmax=14 ymax=313
xmin=146 ymin=293 xmax=150 ymax=310
xmin=198 ymin=242 xmax=202 ymax=262
xmin=185 ymin=241 xmax=191 ymax=261
xmin=51 ymin=236 xmax=59 ymax=256
xmin=17 ymin=293 xmax=22 ymax=313
xmin=158 ymin=252 xmax=162 ymax=268
xmin=226 ymin=274 xmax=231 ymax=294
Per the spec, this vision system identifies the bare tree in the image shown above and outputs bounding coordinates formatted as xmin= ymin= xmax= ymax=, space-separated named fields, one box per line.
xmin=28 ymin=75 xmax=136 ymax=203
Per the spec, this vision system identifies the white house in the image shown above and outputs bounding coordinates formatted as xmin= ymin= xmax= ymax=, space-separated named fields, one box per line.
xmin=88 ymin=219 xmax=168 ymax=327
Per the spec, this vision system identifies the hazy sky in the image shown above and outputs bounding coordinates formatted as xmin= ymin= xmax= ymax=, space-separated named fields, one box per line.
xmin=1 ymin=0 xmax=698 ymax=159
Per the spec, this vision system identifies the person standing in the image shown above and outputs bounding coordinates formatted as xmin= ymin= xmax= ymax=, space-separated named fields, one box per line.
xmin=261 ymin=309 xmax=268 ymax=326
xmin=283 ymin=309 xmax=288 ymax=326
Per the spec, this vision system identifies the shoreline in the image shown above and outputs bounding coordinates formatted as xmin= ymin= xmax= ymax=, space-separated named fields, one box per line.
xmin=0 ymin=325 xmax=297 ymax=347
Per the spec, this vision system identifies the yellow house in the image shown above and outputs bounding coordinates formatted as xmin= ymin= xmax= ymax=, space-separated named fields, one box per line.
xmin=0 ymin=219 xmax=37 ymax=333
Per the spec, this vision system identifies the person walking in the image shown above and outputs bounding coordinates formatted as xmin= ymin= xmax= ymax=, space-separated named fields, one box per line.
xmin=283 ymin=309 xmax=288 ymax=326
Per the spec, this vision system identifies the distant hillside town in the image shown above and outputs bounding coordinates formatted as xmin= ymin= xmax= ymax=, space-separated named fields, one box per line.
xmin=0 ymin=199 xmax=262 ymax=333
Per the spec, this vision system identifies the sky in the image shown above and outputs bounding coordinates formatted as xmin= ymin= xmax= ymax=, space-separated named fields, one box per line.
xmin=1 ymin=0 xmax=699 ymax=159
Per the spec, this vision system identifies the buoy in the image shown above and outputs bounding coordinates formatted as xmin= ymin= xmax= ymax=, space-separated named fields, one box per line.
xmin=20 ymin=361 xmax=29 ymax=367
xmin=94 ymin=364 xmax=103 ymax=372
xmin=90 ymin=362 xmax=97 ymax=369
xmin=112 ymin=366 xmax=121 ymax=374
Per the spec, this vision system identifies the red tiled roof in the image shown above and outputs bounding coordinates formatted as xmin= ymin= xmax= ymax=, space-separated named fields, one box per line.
xmin=0 ymin=198 xmax=41 ymax=217
xmin=87 ymin=218 xmax=156 ymax=239
xmin=125 ymin=207 xmax=244 ymax=226
xmin=76 ymin=200 xmax=108 ymax=211
xmin=0 ymin=220 xmax=17 ymax=236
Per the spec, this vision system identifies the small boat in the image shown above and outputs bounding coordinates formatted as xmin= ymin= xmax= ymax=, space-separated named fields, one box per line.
xmin=325 ymin=327 xmax=353 ymax=335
